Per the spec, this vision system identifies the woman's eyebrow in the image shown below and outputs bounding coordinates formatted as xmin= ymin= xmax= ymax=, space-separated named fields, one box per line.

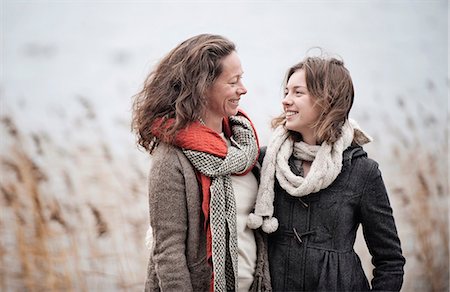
xmin=286 ymin=85 xmax=307 ymax=90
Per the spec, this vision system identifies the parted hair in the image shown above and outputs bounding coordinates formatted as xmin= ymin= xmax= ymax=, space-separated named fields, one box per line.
xmin=273 ymin=55 xmax=355 ymax=144
xmin=132 ymin=34 xmax=236 ymax=153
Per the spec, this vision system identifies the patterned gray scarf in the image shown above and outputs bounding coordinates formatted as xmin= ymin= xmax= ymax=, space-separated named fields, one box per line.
xmin=183 ymin=115 xmax=259 ymax=291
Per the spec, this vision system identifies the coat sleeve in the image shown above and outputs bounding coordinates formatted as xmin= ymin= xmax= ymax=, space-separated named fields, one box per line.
xmin=359 ymin=160 xmax=405 ymax=291
xmin=146 ymin=148 xmax=193 ymax=292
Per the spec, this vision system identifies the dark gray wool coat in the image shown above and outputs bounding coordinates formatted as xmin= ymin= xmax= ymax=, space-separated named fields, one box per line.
xmin=262 ymin=145 xmax=405 ymax=292
xmin=145 ymin=143 xmax=271 ymax=292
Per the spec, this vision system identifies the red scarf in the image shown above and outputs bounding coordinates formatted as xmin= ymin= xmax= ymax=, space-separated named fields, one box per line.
xmin=154 ymin=110 xmax=259 ymax=290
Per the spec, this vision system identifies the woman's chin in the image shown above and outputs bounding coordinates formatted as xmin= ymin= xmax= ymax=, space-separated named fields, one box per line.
xmin=226 ymin=108 xmax=239 ymax=117
xmin=285 ymin=122 xmax=300 ymax=133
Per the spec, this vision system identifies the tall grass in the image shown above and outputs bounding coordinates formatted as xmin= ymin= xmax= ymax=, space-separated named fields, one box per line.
xmin=381 ymin=95 xmax=449 ymax=292
xmin=390 ymin=149 xmax=449 ymax=292
xmin=0 ymin=94 xmax=447 ymax=290
xmin=0 ymin=110 xmax=149 ymax=291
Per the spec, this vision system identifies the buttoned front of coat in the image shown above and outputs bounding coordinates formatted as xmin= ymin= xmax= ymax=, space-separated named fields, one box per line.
xmin=265 ymin=146 xmax=405 ymax=292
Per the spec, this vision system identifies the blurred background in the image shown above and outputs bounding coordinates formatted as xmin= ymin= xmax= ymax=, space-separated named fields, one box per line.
xmin=1 ymin=0 xmax=448 ymax=291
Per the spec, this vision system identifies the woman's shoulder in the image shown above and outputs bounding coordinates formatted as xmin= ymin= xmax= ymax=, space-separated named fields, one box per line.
xmin=344 ymin=145 xmax=381 ymax=180
xmin=150 ymin=143 xmax=193 ymax=173
xmin=152 ymin=142 xmax=180 ymax=158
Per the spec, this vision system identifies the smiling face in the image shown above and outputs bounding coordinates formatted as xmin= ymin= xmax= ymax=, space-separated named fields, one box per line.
xmin=282 ymin=69 xmax=321 ymax=143
xmin=203 ymin=51 xmax=247 ymax=131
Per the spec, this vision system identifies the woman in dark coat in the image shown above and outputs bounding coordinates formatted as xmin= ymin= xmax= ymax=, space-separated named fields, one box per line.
xmin=247 ymin=55 xmax=405 ymax=291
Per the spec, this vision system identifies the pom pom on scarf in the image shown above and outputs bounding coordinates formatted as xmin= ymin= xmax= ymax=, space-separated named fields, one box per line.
xmin=247 ymin=213 xmax=263 ymax=229
xmin=262 ymin=217 xmax=279 ymax=233
xmin=247 ymin=213 xmax=279 ymax=234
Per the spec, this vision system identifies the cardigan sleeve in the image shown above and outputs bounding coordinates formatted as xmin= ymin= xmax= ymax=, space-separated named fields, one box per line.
xmin=147 ymin=147 xmax=193 ymax=291
xmin=359 ymin=160 xmax=405 ymax=291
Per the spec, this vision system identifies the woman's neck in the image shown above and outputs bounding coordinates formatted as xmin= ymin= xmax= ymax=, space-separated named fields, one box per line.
xmin=300 ymin=130 xmax=317 ymax=145
xmin=201 ymin=115 xmax=223 ymax=134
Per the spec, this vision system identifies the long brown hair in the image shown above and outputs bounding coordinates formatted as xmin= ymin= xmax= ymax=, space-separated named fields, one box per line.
xmin=132 ymin=34 xmax=236 ymax=153
xmin=273 ymin=55 xmax=354 ymax=144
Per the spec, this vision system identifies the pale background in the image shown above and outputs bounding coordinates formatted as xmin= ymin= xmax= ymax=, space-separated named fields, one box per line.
xmin=1 ymin=0 xmax=448 ymax=291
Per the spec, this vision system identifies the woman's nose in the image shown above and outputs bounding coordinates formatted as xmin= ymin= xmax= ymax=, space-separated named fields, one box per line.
xmin=238 ymin=83 xmax=247 ymax=95
xmin=282 ymin=95 xmax=292 ymax=106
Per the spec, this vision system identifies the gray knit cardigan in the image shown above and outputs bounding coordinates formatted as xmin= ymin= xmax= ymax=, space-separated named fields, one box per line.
xmin=144 ymin=143 xmax=271 ymax=292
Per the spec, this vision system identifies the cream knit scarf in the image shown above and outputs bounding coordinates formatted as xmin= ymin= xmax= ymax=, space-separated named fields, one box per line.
xmin=247 ymin=119 xmax=372 ymax=233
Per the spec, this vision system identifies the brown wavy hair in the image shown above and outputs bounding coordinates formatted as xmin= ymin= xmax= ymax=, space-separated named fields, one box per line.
xmin=273 ymin=55 xmax=354 ymax=144
xmin=132 ymin=34 xmax=236 ymax=153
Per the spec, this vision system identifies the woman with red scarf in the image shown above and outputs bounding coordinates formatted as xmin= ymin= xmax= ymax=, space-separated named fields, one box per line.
xmin=132 ymin=34 xmax=271 ymax=292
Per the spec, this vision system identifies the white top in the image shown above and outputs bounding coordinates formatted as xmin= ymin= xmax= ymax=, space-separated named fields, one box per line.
xmin=232 ymin=171 xmax=258 ymax=291
xmin=222 ymin=133 xmax=258 ymax=291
